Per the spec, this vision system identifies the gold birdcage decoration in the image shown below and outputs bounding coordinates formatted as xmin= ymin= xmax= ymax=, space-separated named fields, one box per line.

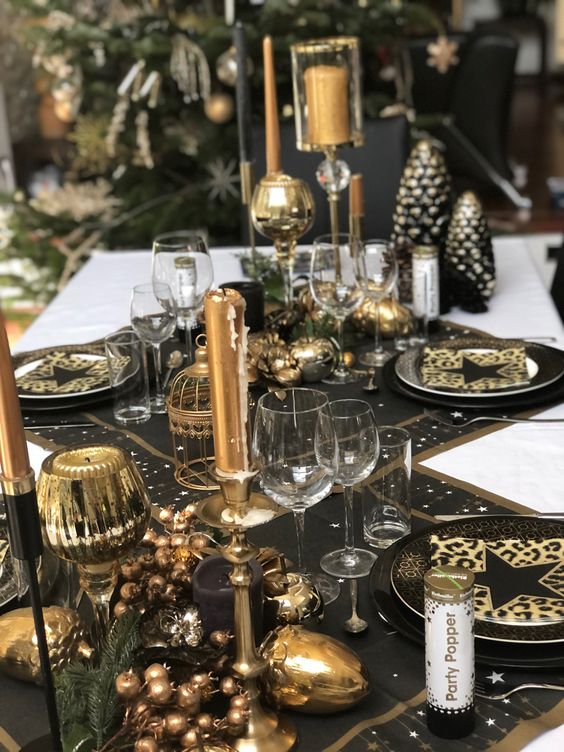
xmin=166 ymin=335 xmax=219 ymax=491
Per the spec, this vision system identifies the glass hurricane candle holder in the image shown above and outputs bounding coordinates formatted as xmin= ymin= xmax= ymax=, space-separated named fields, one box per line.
xmin=291 ymin=37 xmax=363 ymax=153
xmin=291 ymin=36 xmax=363 ymax=246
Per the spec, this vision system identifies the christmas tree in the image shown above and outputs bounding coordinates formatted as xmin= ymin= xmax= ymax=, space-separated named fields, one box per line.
xmin=1 ymin=0 xmax=440 ymax=305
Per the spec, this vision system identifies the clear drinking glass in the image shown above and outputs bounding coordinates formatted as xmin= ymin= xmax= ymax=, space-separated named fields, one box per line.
xmin=152 ymin=232 xmax=214 ymax=364
xmin=104 ymin=329 xmax=151 ymax=425
xmin=358 ymin=239 xmax=398 ymax=367
xmin=309 ymin=233 xmax=365 ymax=384
xmin=320 ymin=399 xmax=379 ymax=579
xmin=253 ymin=388 xmax=340 ymax=605
xmin=130 ymin=282 xmax=176 ymax=414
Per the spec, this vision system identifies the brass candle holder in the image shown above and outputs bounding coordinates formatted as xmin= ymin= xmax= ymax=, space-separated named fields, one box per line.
xmin=291 ymin=37 xmax=363 ymax=250
xmin=197 ymin=469 xmax=297 ymax=752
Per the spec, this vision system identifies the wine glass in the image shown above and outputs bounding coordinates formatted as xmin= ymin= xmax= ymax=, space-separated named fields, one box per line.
xmin=320 ymin=399 xmax=379 ymax=579
xmin=309 ymin=233 xmax=365 ymax=384
xmin=130 ymin=282 xmax=176 ymax=414
xmin=253 ymin=388 xmax=340 ymax=605
xmin=152 ymin=232 xmax=214 ymax=364
xmin=358 ymin=239 xmax=398 ymax=367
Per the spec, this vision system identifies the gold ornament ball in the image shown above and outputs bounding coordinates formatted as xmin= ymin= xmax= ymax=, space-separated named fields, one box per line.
xmin=176 ymin=683 xmax=201 ymax=713
xmin=220 ymin=676 xmax=238 ymax=696
xmin=142 ymin=529 xmax=158 ymax=547
xmin=154 ymin=548 xmax=173 ymax=570
xmin=209 ymin=630 xmax=231 ymax=649
xmin=144 ymin=663 xmax=169 ymax=683
xmin=342 ymin=351 xmax=355 ymax=368
xmin=204 ymin=93 xmax=235 ymax=124
xmin=121 ymin=560 xmax=143 ymax=580
xmin=154 ymin=534 xmax=170 ymax=548
xmin=159 ymin=506 xmax=175 ymax=525
xmin=226 ymin=707 xmax=245 ymax=729
xmin=164 ymin=710 xmax=189 ymax=737
xmin=113 ymin=601 xmax=130 ymax=618
xmin=115 ymin=670 xmax=141 ymax=700
xmin=195 ymin=712 xmax=214 ymax=731
xmin=147 ymin=677 xmax=174 ymax=705
xmin=135 ymin=738 xmax=159 ymax=752
xmin=180 ymin=729 xmax=200 ymax=749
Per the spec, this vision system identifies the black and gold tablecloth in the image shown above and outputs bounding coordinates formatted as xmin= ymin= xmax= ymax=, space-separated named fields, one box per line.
xmin=0 ymin=325 xmax=563 ymax=752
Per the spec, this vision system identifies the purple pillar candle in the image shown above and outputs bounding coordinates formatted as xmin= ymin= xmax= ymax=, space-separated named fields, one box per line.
xmin=192 ymin=555 xmax=264 ymax=643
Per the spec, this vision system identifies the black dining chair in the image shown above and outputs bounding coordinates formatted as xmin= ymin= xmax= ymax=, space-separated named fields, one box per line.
xmin=252 ymin=114 xmax=409 ymax=243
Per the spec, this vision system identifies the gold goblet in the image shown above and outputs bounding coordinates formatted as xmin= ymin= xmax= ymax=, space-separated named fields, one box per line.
xmin=251 ymin=172 xmax=314 ymax=309
xmin=37 ymin=445 xmax=151 ymax=645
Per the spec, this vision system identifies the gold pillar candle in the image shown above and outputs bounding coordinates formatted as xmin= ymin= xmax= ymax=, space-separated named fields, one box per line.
xmin=204 ymin=289 xmax=251 ymax=475
xmin=0 ymin=311 xmax=31 ymax=482
xmin=304 ymin=64 xmax=350 ymax=147
xmin=263 ymin=35 xmax=281 ymax=174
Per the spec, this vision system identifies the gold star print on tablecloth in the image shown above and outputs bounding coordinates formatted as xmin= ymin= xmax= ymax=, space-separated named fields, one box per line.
xmin=16 ymin=351 xmax=111 ymax=395
xmin=426 ymin=36 xmax=460 ymax=73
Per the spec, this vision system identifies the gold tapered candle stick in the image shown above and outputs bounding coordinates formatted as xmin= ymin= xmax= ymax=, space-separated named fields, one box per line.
xmin=349 ymin=172 xmax=364 ymax=242
xmin=200 ymin=289 xmax=296 ymax=752
xmin=263 ymin=36 xmax=281 ymax=174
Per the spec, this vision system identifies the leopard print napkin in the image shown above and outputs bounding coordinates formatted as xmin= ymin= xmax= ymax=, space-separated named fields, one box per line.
xmin=420 ymin=346 xmax=530 ymax=392
xmin=430 ymin=535 xmax=564 ymax=624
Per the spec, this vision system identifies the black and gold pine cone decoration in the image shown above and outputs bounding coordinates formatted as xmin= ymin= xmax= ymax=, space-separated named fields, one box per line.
xmin=444 ymin=191 xmax=495 ymax=313
xmin=392 ymin=139 xmax=452 ymax=301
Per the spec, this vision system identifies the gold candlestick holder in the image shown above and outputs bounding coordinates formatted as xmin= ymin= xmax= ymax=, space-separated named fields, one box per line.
xmin=197 ymin=469 xmax=297 ymax=752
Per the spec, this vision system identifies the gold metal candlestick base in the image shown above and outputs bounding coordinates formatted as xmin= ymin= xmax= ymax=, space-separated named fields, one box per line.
xmin=196 ymin=471 xmax=297 ymax=752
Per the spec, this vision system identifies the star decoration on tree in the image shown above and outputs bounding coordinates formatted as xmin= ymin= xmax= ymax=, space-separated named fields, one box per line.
xmin=205 ymin=157 xmax=240 ymax=202
xmin=427 ymin=36 xmax=460 ymax=74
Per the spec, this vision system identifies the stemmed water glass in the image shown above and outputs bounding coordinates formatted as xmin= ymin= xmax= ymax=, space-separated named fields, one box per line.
xmin=320 ymin=399 xmax=379 ymax=579
xmin=152 ymin=231 xmax=214 ymax=364
xmin=252 ymin=388 xmax=341 ymax=605
xmin=358 ymin=239 xmax=398 ymax=367
xmin=309 ymin=233 xmax=365 ymax=384
xmin=130 ymin=282 xmax=176 ymax=414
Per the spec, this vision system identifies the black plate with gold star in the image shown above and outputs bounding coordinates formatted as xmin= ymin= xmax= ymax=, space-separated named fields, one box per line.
xmin=388 ymin=516 xmax=564 ymax=644
xmin=395 ymin=338 xmax=564 ymax=398
xmin=385 ymin=345 xmax=564 ymax=410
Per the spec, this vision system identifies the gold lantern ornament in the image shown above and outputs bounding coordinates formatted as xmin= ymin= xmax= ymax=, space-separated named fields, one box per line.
xmin=167 ymin=334 xmax=219 ymax=491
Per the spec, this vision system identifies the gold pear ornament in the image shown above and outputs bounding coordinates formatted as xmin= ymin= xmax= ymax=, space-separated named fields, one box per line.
xmin=261 ymin=624 xmax=370 ymax=713
xmin=0 ymin=606 xmax=93 ymax=684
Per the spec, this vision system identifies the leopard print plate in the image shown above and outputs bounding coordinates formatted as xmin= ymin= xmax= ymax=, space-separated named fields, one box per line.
xmin=391 ymin=516 xmax=564 ymax=643
xmin=395 ymin=337 xmax=564 ymax=398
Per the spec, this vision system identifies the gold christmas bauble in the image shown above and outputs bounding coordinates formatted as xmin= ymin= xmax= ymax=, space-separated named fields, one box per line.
xmin=351 ymin=296 xmax=413 ymax=338
xmin=261 ymin=625 xmax=370 ymax=713
xmin=204 ymin=93 xmax=235 ymax=124
xmin=290 ymin=336 xmax=335 ymax=383
xmin=216 ymin=47 xmax=254 ymax=88
xmin=0 ymin=607 xmax=93 ymax=684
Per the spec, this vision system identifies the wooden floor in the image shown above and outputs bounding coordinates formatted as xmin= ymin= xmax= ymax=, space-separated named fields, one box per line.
xmin=481 ymin=78 xmax=564 ymax=235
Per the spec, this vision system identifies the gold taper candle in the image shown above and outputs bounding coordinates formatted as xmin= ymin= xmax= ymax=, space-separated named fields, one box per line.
xmin=204 ymin=289 xmax=251 ymax=475
xmin=349 ymin=172 xmax=364 ymax=241
xmin=0 ymin=311 xmax=31 ymax=481
xmin=263 ymin=35 xmax=281 ymax=174
xmin=304 ymin=64 xmax=350 ymax=146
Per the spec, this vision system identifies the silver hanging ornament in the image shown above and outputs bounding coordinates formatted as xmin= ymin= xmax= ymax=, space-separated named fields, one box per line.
xmin=170 ymin=34 xmax=211 ymax=103
xmin=445 ymin=191 xmax=495 ymax=313
xmin=216 ymin=46 xmax=254 ymax=88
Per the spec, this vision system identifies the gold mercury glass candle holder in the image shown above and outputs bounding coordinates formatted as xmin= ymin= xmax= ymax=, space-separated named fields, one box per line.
xmin=37 ymin=445 xmax=152 ymax=646
xmin=251 ymin=175 xmax=314 ymax=310
xmin=291 ymin=36 xmax=363 ymax=246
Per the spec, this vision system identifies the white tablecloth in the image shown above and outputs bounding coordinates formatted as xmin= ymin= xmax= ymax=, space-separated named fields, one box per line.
xmin=13 ymin=236 xmax=564 ymax=751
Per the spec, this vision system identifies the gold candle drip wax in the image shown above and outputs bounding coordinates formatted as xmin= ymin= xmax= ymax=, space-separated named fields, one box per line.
xmin=204 ymin=289 xmax=251 ymax=475
xmin=304 ymin=64 xmax=350 ymax=147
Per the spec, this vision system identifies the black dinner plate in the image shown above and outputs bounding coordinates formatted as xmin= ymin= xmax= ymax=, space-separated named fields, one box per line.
xmin=370 ymin=519 xmax=564 ymax=669
xmin=383 ymin=346 xmax=564 ymax=410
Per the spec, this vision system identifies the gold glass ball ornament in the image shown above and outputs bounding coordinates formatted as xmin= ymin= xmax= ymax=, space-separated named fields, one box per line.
xmin=204 ymin=92 xmax=235 ymax=124
xmin=267 ymin=572 xmax=323 ymax=626
xmin=261 ymin=624 xmax=370 ymax=713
